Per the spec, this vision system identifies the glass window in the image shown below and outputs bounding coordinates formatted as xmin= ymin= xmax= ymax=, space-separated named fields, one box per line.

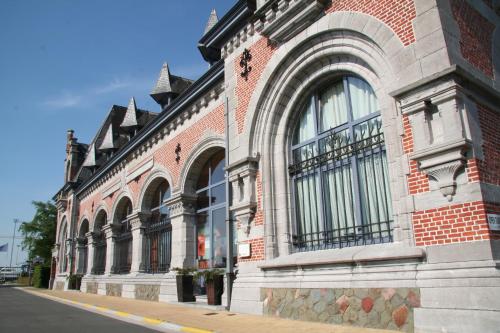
xmin=290 ymin=76 xmax=392 ymax=252
xmin=195 ymin=150 xmax=231 ymax=270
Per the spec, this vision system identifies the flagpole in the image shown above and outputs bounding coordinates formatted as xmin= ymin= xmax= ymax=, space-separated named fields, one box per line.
xmin=10 ymin=219 xmax=19 ymax=268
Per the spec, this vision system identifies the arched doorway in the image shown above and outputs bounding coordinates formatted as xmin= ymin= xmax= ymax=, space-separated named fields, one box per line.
xmin=92 ymin=210 xmax=107 ymax=275
xmin=113 ymin=197 xmax=133 ymax=274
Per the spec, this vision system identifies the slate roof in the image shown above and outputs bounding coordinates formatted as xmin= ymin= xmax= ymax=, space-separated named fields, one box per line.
xmin=120 ymin=97 xmax=139 ymax=128
xmin=150 ymin=63 xmax=193 ymax=105
xmin=204 ymin=9 xmax=219 ymax=34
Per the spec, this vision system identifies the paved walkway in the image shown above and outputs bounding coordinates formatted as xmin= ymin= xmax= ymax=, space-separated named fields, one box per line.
xmin=21 ymin=287 xmax=394 ymax=333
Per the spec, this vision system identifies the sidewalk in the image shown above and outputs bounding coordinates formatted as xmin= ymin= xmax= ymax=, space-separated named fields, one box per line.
xmin=21 ymin=287 xmax=393 ymax=333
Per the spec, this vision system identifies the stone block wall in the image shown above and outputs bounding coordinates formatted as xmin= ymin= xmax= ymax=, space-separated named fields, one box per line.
xmin=135 ymin=284 xmax=160 ymax=302
xmin=55 ymin=281 xmax=65 ymax=291
xmin=86 ymin=282 xmax=98 ymax=294
xmin=106 ymin=283 xmax=122 ymax=297
xmin=261 ymin=287 xmax=420 ymax=333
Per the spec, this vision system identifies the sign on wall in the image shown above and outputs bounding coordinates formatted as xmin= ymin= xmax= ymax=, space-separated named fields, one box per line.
xmin=238 ymin=243 xmax=251 ymax=258
xmin=487 ymin=214 xmax=500 ymax=231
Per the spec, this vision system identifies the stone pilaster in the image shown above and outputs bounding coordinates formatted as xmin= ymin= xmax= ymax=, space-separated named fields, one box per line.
xmin=85 ymin=232 xmax=95 ymax=275
xmin=165 ymin=194 xmax=197 ymax=269
xmin=102 ymin=223 xmax=118 ymax=275
xmin=129 ymin=212 xmax=150 ymax=274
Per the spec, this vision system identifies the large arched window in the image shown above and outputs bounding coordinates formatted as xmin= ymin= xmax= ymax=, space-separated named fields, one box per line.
xmin=195 ymin=150 xmax=227 ymax=269
xmin=290 ymin=76 xmax=393 ymax=251
xmin=78 ymin=220 xmax=89 ymax=274
xmin=143 ymin=179 xmax=172 ymax=273
xmin=115 ymin=198 xmax=133 ymax=274
xmin=92 ymin=211 xmax=107 ymax=275
xmin=58 ymin=221 xmax=68 ymax=273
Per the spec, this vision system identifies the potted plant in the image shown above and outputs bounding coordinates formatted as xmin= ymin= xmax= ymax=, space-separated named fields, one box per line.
xmin=195 ymin=268 xmax=224 ymax=305
xmin=171 ymin=267 xmax=196 ymax=302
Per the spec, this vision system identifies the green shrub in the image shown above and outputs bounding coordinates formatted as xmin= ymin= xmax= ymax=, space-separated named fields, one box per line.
xmin=32 ymin=265 xmax=50 ymax=288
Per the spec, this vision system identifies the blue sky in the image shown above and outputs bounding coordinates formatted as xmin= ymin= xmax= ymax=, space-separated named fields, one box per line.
xmin=0 ymin=0 xmax=235 ymax=266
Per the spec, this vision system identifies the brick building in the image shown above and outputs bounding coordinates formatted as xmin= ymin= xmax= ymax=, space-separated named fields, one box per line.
xmin=52 ymin=1 xmax=500 ymax=332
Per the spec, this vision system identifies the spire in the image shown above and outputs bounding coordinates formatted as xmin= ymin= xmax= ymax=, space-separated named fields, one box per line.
xmin=120 ymin=97 xmax=138 ymax=128
xmin=82 ymin=143 xmax=97 ymax=167
xmin=99 ymin=123 xmax=115 ymax=150
xmin=151 ymin=62 xmax=172 ymax=96
xmin=204 ymin=9 xmax=218 ymax=34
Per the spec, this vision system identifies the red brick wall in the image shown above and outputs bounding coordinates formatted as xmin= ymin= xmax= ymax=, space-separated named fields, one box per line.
xmin=153 ymin=104 xmax=225 ymax=187
xmin=234 ymin=37 xmax=276 ymax=134
xmin=254 ymin=171 xmax=264 ymax=227
xmin=467 ymin=104 xmax=500 ymax=186
xmin=238 ymin=237 xmax=265 ymax=262
xmin=413 ymin=201 xmax=499 ymax=246
xmin=77 ymin=104 xmax=225 ymax=224
xmin=402 ymin=115 xmax=430 ymax=194
xmin=451 ymin=0 xmax=494 ymax=78
xmin=325 ymin=0 xmax=417 ymax=46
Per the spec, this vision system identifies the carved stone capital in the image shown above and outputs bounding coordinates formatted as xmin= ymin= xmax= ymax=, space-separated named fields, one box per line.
xmin=165 ymin=194 xmax=197 ymax=218
xmin=101 ymin=224 xmax=119 ymax=239
xmin=128 ymin=212 xmax=151 ymax=231
xmin=424 ymin=160 xmax=465 ymax=201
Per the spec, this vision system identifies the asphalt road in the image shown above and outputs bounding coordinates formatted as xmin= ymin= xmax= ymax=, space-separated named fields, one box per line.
xmin=0 ymin=286 xmax=172 ymax=333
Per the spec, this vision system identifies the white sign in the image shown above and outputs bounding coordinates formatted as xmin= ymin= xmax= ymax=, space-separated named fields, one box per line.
xmin=238 ymin=243 xmax=251 ymax=258
xmin=487 ymin=214 xmax=500 ymax=231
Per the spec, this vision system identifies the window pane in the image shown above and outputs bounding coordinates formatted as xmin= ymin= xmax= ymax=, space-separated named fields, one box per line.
xmin=354 ymin=116 xmax=382 ymax=142
xmin=293 ymin=142 xmax=317 ymax=163
xmin=294 ymin=173 xmax=320 ymax=244
xmin=197 ymin=162 xmax=210 ymax=189
xmin=323 ymin=164 xmax=357 ymax=239
xmin=196 ymin=213 xmax=210 ymax=269
xmin=348 ymin=77 xmax=379 ymax=120
xmin=210 ymin=183 xmax=226 ymax=206
xmin=319 ymin=81 xmax=348 ymax=132
xmin=293 ymin=97 xmax=315 ymax=145
xmin=197 ymin=190 xmax=209 ymax=210
xmin=319 ymin=129 xmax=349 ymax=155
xmin=212 ymin=207 xmax=227 ymax=268
xmin=211 ymin=150 xmax=225 ymax=184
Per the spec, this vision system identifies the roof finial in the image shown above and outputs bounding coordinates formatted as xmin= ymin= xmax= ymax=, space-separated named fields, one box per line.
xmin=204 ymin=8 xmax=218 ymax=34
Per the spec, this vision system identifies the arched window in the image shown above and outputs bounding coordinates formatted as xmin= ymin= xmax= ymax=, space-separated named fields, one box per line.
xmin=92 ymin=211 xmax=107 ymax=275
xmin=58 ymin=221 xmax=68 ymax=273
xmin=115 ymin=198 xmax=133 ymax=274
xmin=143 ymin=179 xmax=172 ymax=273
xmin=195 ymin=150 xmax=227 ymax=269
xmin=78 ymin=220 xmax=89 ymax=274
xmin=290 ymin=76 xmax=393 ymax=251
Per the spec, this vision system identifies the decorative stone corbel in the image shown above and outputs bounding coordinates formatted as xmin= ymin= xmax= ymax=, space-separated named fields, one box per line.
xmin=228 ymin=157 xmax=258 ymax=236
xmin=399 ymin=79 xmax=472 ymax=201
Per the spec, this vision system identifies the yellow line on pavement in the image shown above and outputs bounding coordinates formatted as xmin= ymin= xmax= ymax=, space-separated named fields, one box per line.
xmin=143 ymin=317 xmax=163 ymax=325
xmin=115 ymin=311 xmax=130 ymax=317
xmin=83 ymin=304 xmax=94 ymax=309
xmin=180 ymin=327 xmax=214 ymax=333
xmin=94 ymin=306 xmax=109 ymax=312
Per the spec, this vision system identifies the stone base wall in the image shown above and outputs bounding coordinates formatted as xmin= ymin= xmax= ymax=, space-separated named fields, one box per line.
xmin=261 ymin=288 xmax=420 ymax=333
xmin=54 ymin=281 xmax=65 ymax=291
xmin=135 ymin=284 xmax=160 ymax=301
xmin=86 ymin=282 xmax=98 ymax=294
xmin=106 ymin=283 xmax=122 ymax=297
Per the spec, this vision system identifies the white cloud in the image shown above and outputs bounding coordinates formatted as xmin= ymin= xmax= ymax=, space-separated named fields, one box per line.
xmin=42 ymin=91 xmax=82 ymax=109
xmin=93 ymin=78 xmax=133 ymax=94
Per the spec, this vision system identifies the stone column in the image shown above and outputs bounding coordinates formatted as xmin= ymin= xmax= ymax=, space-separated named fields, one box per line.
xmin=166 ymin=194 xmax=197 ymax=269
xmin=102 ymin=224 xmax=118 ymax=275
xmin=85 ymin=232 xmax=95 ymax=275
xmin=129 ymin=212 xmax=149 ymax=274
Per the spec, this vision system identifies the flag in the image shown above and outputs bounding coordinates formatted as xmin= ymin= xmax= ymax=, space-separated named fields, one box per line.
xmin=0 ymin=243 xmax=8 ymax=252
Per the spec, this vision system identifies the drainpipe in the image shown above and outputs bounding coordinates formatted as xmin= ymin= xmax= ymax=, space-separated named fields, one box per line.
xmin=224 ymin=96 xmax=235 ymax=310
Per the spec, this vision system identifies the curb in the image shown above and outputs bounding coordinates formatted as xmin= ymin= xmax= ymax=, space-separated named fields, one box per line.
xmin=17 ymin=288 xmax=214 ymax=333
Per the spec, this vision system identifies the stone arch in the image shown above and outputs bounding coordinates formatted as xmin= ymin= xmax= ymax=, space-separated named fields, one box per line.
xmin=111 ymin=192 xmax=133 ymax=224
xmin=78 ymin=217 xmax=90 ymax=237
xmin=92 ymin=206 xmax=108 ymax=232
xmin=179 ymin=135 xmax=225 ymax=195
xmin=244 ymin=13 xmax=413 ymax=259
xmin=137 ymin=166 xmax=174 ymax=212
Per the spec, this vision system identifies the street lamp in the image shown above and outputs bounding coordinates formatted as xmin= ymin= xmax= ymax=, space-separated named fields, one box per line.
xmin=10 ymin=219 xmax=20 ymax=268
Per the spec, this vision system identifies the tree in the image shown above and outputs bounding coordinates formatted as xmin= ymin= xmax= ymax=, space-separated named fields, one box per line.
xmin=19 ymin=201 xmax=57 ymax=264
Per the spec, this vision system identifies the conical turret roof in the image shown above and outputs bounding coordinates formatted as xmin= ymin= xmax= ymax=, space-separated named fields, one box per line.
xmin=151 ymin=63 xmax=172 ymax=95
xmin=98 ymin=123 xmax=115 ymax=150
xmin=120 ymin=97 xmax=138 ymax=128
xmin=82 ymin=143 xmax=97 ymax=167
xmin=204 ymin=9 xmax=218 ymax=34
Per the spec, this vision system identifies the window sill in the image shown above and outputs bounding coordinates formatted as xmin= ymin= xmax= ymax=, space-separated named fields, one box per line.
xmin=258 ymin=243 xmax=425 ymax=270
